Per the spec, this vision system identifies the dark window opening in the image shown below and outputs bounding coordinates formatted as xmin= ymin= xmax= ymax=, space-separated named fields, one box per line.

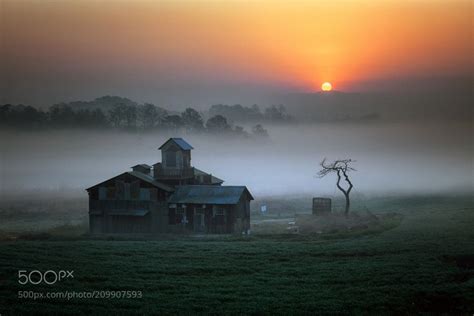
xmin=175 ymin=208 xmax=184 ymax=224
xmin=106 ymin=187 xmax=116 ymax=199
xmin=130 ymin=180 xmax=140 ymax=199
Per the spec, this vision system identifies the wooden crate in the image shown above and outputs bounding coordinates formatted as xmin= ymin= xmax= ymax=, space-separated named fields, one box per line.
xmin=312 ymin=198 xmax=332 ymax=215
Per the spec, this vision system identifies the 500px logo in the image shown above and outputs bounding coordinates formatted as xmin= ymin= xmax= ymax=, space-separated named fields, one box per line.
xmin=18 ymin=270 xmax=74 ymax=285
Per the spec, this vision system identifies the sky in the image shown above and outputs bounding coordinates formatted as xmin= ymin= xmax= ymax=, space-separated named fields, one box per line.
xmin=1 ymin=0 xmax=472 ymax=107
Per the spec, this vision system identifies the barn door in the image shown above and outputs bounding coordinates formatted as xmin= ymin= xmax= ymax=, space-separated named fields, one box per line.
xmin=194 ymin=208 xmax=205 ymax=233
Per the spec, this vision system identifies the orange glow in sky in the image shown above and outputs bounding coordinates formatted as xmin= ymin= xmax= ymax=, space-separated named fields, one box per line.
xmin=2 ymin=0 xmax=472 ymax=94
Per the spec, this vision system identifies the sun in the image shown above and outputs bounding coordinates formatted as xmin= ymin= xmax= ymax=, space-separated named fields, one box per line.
xmin=321 ymin=82 xmax=332 ymax=91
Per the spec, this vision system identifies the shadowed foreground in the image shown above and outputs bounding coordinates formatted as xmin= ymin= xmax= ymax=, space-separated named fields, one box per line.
xmin=0 ymin=196 xmax=473 ymax=314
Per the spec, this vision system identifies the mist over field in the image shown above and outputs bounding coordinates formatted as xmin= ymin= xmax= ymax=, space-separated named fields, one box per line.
xmin=1 ymin=119 xmax=471 ymax=197
xmin=2 ymin=0 xmax=474 ymax=314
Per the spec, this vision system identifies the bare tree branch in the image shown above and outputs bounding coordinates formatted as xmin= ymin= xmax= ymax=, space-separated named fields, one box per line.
xmin=317 ymin=158 xmax=356 ymax=216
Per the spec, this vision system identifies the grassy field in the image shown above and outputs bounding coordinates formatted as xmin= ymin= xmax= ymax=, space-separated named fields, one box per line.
xmin=0 ymin=195 xmax=473 ymax=314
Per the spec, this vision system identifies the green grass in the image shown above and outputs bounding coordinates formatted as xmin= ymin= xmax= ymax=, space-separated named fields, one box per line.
xmin=0 ymin=195 xmax=473 ymax=314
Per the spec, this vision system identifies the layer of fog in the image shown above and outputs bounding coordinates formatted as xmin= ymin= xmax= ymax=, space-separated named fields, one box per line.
xmin=0 ymin=121 xmax=472 ymax=198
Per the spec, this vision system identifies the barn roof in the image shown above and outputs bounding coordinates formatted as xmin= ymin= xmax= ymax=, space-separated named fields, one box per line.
xmin=159 ymin=138 xmax=194 ymax=150
xmin=193 ymin=167 xmax=224 ymax=184
xmin=168 ymin=185 xmax=253 ymax=205
xmin=128 ymin=171 xmax=174 ymax=192
xmin=131 ymin=164 xmax=151 ymax=169
xmin=108 ymin=209 xmax=149 ymax=216
xmin=86 ymin=171 xmax=174 ymax=192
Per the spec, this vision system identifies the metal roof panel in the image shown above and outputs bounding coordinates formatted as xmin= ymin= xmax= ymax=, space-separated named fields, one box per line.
xmin=158 ymin=138 xmax=194 ymax=150
xmin=193 ymin=167 xmax=225 ymax=184
xmin=168 ymin=185 xmax=253 ymax=205
xmin=108 ymin=209 xmax=150 ymax=216
xmin=86 ymin=171 xmax=174 ymax=192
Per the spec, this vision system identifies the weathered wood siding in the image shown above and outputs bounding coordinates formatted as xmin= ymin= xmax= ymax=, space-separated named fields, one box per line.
xmin=89 ymin=200 xmax=169 ymax=234
xmin=88 ymin=172 xmax=170 ymax=234
xmin=230 ymin=194 xmax=251 ymax=234
xmin=166 ymin=199 xmax=251 ymax=234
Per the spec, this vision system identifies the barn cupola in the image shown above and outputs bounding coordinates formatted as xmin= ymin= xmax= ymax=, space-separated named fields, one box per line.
xmin=154 ymin=138 xmax=194 ymax=179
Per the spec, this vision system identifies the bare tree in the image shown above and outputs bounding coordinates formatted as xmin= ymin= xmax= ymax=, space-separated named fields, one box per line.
xmin=317 ymin=158 xmax=356 ymax=216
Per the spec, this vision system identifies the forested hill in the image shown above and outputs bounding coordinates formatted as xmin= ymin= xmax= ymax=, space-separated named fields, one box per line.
xmin=0 ymin=96 xmax=274 ymax=139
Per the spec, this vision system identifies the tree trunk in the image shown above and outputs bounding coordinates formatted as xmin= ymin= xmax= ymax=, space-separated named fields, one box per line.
xmin=344 ymin=193 xmax=350 ymax=217
xmin=318 ymin=159 xmax=354 ymax=217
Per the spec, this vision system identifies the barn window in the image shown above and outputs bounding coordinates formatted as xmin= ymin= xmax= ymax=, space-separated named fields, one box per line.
xmin=215 ymin=208 xmax=225 ymax=225
xmin=139 ymin=188 xmax=150 ymax=200
xmin=99 ymin=187 xmax=107 ymax=200
xmin=130 ymin=181 xmax=140 ymax=199
xmin=183 ymin=153 xmax=190 ymax=167
xmin=175 ymin=208 xmax=184 ymax=224
xmin=165 ymin=151 xmax=176 ymax=167
xmin=195 ymin=208 xmax=204 ymax=215
xmin=150 ymin=188 xmax=158 ymax=201
xmin=106 ymin=187 xmax=116 ymax=199
xmin=115 ymin=180 xmax=126 ymax=199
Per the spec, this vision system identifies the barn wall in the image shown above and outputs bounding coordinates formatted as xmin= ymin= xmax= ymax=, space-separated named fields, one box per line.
xmin=231 ymin=196 xmax=251 ymax=234
xmin=89 ymin=215 xmax=103 ymax=234
xmin=150 ymin=201 xmax=170 ymax=233
xmin=106 ymin=215 xmax=151 ymax=234
xmin=166 ymin=204 xmax=236 ymax=234
xmin=89 ymin=200 xmax=170 ymax=234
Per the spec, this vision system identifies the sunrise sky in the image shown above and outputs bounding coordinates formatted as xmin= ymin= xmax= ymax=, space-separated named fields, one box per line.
xmin=1 ymin=0 xmax=472 ymax=106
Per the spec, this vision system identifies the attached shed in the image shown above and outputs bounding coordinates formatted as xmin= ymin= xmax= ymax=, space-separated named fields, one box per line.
xmin=167 ymin=185 xmax=253 ymax=234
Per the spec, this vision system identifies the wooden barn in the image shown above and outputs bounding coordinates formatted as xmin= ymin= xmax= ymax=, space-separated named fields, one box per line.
xmin=86 ymin=138 xmax=253 ymax=234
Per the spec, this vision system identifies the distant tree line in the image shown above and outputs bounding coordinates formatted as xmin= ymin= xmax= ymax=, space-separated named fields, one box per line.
xmin=0 ymin=96 xmax=270 ymax=139
xmin=209 ymin=104 xmax=292 ymax=123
